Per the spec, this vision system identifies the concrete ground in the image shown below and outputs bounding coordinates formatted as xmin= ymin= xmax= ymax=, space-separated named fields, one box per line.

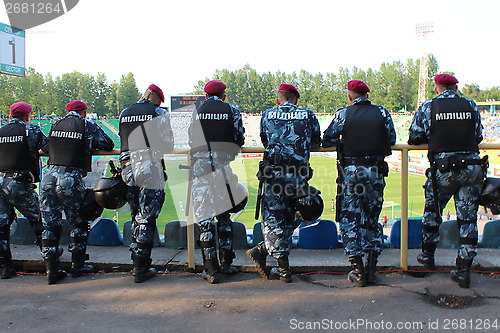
xmin=2 ymin=245 xmax=499 ymax=333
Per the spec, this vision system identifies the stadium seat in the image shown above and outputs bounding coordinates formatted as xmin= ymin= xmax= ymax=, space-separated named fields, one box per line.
xmin=231 ymin=221 xmax=249 ymax=249
xmin=122 ymin=220 xmax=162 ymax=247
xmin=298 ymin=219 xmax=339 ymax=249
xmin=10 ymin=217 xmax=36 ymax=245
xmin=88 ymin=218 xmax=123 ymax=246
xmin=389 ymin=218 xmax=422 ymax=249
xmin=437 ymin=220 xmax=459 ymax=249
xmin=163 ymin=220 xmax=247 ymax=249
xmin=480 ymin=220 xmax=500 ymax=249
xmin=252 ymin=222 xmax=264 ymax=247
xmin=164 ymin=220 xmax=199 ymax=249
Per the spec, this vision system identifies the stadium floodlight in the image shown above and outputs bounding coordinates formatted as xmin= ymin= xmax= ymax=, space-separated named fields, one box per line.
xmin=416 ymin=21 xmax=434 ymax=39
xmin=416 ymin=21 xmax=434 ymax=107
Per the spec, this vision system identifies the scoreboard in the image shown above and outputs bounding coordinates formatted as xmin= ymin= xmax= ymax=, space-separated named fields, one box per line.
xmin=170 ymin=95 xmax=205 ymax=112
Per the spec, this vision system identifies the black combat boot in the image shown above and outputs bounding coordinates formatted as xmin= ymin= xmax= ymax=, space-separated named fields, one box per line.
xmin=365 ymin=251 xmax=379 ymax=285
xmin=45 ymin=256 xmax=67 ymax=285
xmin=0 ymin=251 xmax=16 ymax=279
xmin=1 ymin=265 xmax=16 ymax=279
xmin=450 ymin=257 xmax=473 ymax=289
xmin=201 ymin=257 xmax=221 ymax=284
xmin=220 ymin=250 xmax=238 ymax=275
xmin=246 ymin=242 xmax=268 ymax=279
xmin=0 ymin=229 xmax=16 ymax=279
xmin=269 ymin=256 xmax=292 ymax=283
xmin=71 ymin=250 xmax=95 ymax=278
xmin=132 ymin=253 xmax=157 ymax=283
xmin=42 ymin=239 xmax=67 ymax=285
xmin=417 ymin=242 xmax=437 ymax=269
xmin=0 ymin=249 xmax=17 ymax=279
xmin=348 ymin=256 xmax=366 ymax=287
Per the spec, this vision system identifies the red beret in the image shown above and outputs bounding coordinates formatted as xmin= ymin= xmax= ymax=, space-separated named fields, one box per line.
xmin=347 ymin=80 xmax=370 ymax=93
xmin=10 ymin=101 xmax=32 ymax=116
xmin=148 ymin=84 xmax=164 ymax=102
xmin=278 ymin=84 xmax=300 ymax=98
xmin=434 ymin=74 xmax=458 ymax=86
xmin=66 ymin=100 xmax=88 ymax=111
xmin=204 ymin=80 xmax=227 ymax=95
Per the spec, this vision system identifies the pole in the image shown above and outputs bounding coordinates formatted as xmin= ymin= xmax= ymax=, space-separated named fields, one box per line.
xmin=186 ymin=154 xmax=195 ymax=270
xmin=400 ymin=148 xmax=409 ymax=270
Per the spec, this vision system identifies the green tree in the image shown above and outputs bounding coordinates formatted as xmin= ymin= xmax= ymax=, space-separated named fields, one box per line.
xmin=117 ymin=73 xmax=140 ymax=111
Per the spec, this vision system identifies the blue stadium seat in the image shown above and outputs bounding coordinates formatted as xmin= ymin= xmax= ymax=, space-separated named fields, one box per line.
xmin=163 ymin=220 xmax=247 ymax=249
xmin=164 ymin=220 xmax=186 ymax=248
xmin=88 ymin=218 xmax=123 ymax=246
xmin=164 ymin=221 xmax=200 ymax=249
xmin=389 ymin=218 xmax=422 ymax=249
xmin=122 ymin=220 xmax=162 ymax=247
xmin=232 ymin=221 xmax=249 ymax=249
xmin=163 ymin=220 xmax=199 ymax=249
xmin=298 ymin=219 xmax=339 ymax=249
xmin=437 ymin=220 xmax=459 ymax=249
xmin=252 ymin=222 xmax=264 ymax=247
xmin=480 ymin=220 xmax=500 ymax=249
xmin=11 ymin=217 xmax=83 ymax=246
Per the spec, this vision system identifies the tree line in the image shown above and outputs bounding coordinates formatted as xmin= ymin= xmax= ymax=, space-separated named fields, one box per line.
xmin=195 ymin=56 xmax=500 ymax=114
xmin=1 ymin=54 xmax=499 ymax=117
xmin=0 ymin=69 xmax=140 ymax=117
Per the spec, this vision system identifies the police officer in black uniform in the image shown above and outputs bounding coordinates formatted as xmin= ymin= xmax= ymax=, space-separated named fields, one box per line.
xmin=40 ymin=100 xmax=114 ymax=284
xmin=0 ymin=102 xmax=47 ymax=279
xmin=119 ymin=84 xmax=174 ymax=283
xmin=189 ymin=80 xmax=245 ymax=284
xmin=323 ymin=80 xmax=396 ymax=286
xmin=408 ymin=74 xmax=484 ymax=288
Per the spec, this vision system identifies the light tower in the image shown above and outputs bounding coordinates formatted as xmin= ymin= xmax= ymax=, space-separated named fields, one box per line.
xmin=416 ymin=22 xmax=434 ymax=106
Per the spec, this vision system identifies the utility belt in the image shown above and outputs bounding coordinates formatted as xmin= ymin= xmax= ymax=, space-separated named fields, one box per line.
xmin=0 ymin=170 xmax=35 ymax=183
xmin=121 ymin=152 xmax=167 ymax=182
xmin=340 ymin=157 xmax=389 ymax=177
xmin=257 ymin=157 xmax=312 ymax=181
xmin=432 ymin=156 xmax=484 ymax=173
xmin=48 ymin=165 xmax=85 ymax=177
xmin=266 ymin=153 xmax=305 ymax=168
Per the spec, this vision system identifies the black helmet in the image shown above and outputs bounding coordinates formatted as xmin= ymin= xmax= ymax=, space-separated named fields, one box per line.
xmin=481 ymin=177 xmax=500 ymax=214
xmin=294 ymin=186 xmax=324 ymax=221
xmin=228 ymin=183 xmax=248 ymax=213
xmin=80 ymin=188 xmax=104 ymax=221
xmin=94 ymin=177 xmax=128 ymax=210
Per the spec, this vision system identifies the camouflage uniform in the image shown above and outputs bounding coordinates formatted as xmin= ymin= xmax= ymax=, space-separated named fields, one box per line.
xmin=323 ymin=97 xmax=396 ymax=258
xmin=408 ymin=90 xmax=483 ymax=263
xmin=41 ymin=111 xmax=113 ymax=279
xmin=188 ymin=96 xmax=245 ymax=278
xmin=119 ymin=98 xmax=174 ymax=258
xmin=0 ymin=119 xmax=47 ymax=278
xmin=260 ymin=101 xmax=321 ymax=260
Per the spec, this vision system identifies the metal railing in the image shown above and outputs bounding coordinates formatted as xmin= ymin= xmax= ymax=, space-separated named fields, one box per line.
xmin=91 ymin=143 xmax=500 ymax=270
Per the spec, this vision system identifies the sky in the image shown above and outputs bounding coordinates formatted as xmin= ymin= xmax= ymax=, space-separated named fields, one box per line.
xmin=1 ymin=0 xmax=499 ymax=108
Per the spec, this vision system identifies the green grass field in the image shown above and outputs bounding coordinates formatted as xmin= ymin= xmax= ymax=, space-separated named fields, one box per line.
xmin=102 ymin=155 xmax=458 ymax=233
